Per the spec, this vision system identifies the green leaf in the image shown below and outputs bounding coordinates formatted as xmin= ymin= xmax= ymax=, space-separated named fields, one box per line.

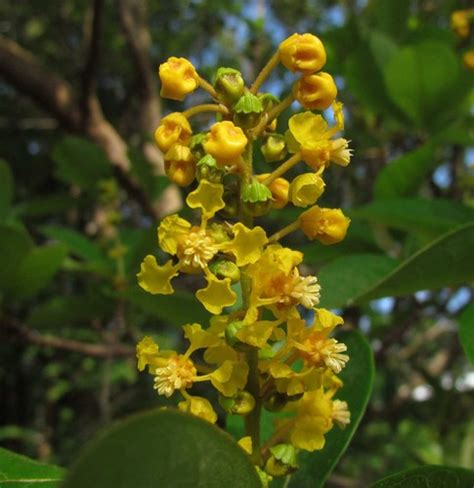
xmin=459 ymin=303 xmax=474 ymax=364
xmin=383 ymin=41 xmax=462 ymax=129
xmin=0 ymin=159 xmax=14 ymax=221
xmin=63 ymin=409 xmax=260 ymax=488
xmin=13 ymin=194 xmax=78 ymax=219
xmin=370 ymin=465 xmax=474 ymax=487
xmin=289 ymin=331 xmax=375 ymax=487
xmin=0 ymin=224 xmax=34 ymax=293
xmin=353 ymin=199 xmax=474 ymax=237
xmin=318 ymin=254 xmax=399 ymax=309
xmin=374 ymin=143 xmax=437 ymax=200
xmin=42 ymin=227 xmax=107 ymax=264
xmin=126 ymin=287 xmax=211 ymax=326
xmin=53 ymin=136 xmax=112 ymax=189
xmin=0 ymin=446 xmax=65 ymax=487
xmin=9 ymin=244 xmax=68 ymax=299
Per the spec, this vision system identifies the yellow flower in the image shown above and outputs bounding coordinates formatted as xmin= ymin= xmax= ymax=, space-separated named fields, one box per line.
xmin=463 ymin=50 xmax=474 ymax=70
xmin=257 ymin=174 xmax=290 ymax=209
xmin=219 ymin=223 xmax=268 ymax=266
xmin=288 ymin=111 xmax=352 ymax=170
xmin=137 ymin=256 xmax=179 ymax=295
xmin=136 ymin=336 xmax=160 ymax=372
xmin=289 ymin=172 xmax=325 ymax=207
xmin=154 ymin=113 xmax=192 ymax=153
xmin=451 ymin=10 xmax=472 ymax=38
xmin=159 ymin=57 xmax=200 ymax=100
xmin=178 ymin=394 xmax=217 ymax=423
xmin=195 ymin=274 xmax=237 ymax=314
xmin=207 ymin=359 xmax=249 ymax=397
xmin=157 ymin=214 xmax=191 ymax=255
xmin=154 ymin=354 xmax=197 ymax=397
xmin=203 ymin=121 xmax=248 ymax=165
xmin=164 ymin=144 xmax=196 ymax=186
xmin=186 ymin=179 xmax=226 ymax=219
xmin=299 ymin=206 xmax=350 ymax=244
xmin=279 ymin=33 xmax=327 ymax=74
xmin=293 ymin=72 xmax=337 ymax=110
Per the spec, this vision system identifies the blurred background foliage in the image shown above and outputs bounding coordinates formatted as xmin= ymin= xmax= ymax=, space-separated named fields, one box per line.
xmin=0 ymin=0 xmax=473 ymax=486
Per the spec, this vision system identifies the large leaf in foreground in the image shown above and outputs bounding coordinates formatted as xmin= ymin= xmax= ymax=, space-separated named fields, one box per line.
xmin=370 ymin=465 xmax=474 ymax=487
xmin=0 ymin=446 xmax=65 ymax=487
xmin=459 ymin=303 xmax=474 ymax=365
xmin=64 ymin=409 xmax=260 ymax=488
xmin=289 ymin=331 xmax=374 ymax=488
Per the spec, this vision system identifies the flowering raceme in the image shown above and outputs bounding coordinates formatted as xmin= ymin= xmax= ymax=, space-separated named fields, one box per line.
xmin=137 ymin=32 xmax=353 ymax=484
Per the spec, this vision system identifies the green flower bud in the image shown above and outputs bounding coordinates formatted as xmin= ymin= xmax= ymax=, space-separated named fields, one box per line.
xmin=261 ymin=134 xmax=287 ymax=162
xmin=209 ymin=259 xmax=241 ymax=283
xmin=233 ymin=90 xmax=264 ymax=129
xmin=196 ymin=154 xmax=223 ymax=183
xmin=218 ymin=391 xmax=255 ymax=415
xmin=215 ymin=67 xmax=245 ymax=105
xmin=242 ymin=178 xmax=273 ymax=216
xmin=265 ymin=443 xmax=298 ymax=478
xmin=264 ymin=392 xmax=288 ymax=412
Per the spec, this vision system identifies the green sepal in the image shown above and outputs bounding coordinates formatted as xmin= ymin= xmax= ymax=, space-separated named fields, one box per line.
xmin=214 ymin=67 xmax=242 ymax=83
xmin=234 ymin=91 xmax=264 ymax=114
xmin=269 ymin=444 xmax=298 ymax=468
xmin=197 ymin=154 xmax=217 ymax=167
xmin=241 ymin=179 xmax=272 ymax=203
xmin=190 ymin=133 xmax=207 ymax=150
xmin=259 ymin=93 xmax=280 ymax=111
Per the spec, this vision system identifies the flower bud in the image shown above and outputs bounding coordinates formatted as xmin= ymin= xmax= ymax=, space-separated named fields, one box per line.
xmin=203 ymin=121 xmax=248 ymax=165
xmin=265 ymin=444 xmax=298 ymax=477
xmin=215 ymin=67 xmax=245 ymax=104
xmin=278 ymin=33 xmax=326 ymax=74
xmin=264 ymin=392 xmax=288 ymax=412
xmin=209 ymin=259 xmax=241 ymax=283
xmin=196 ymin=154 xmax=223 ymax=183
xmin=154 ymin=112 xmax=192 ymax=153
xmin=164 ymin=144 xmax=196 ymax=186
xmin=451 ymin=10 xmax=471 ymax=38
xmin=293 ymin=72 xmax=337 ymax=110
xmin=218 ymin=391 xmax=255 ymax=415
xmin=242 ymin=178 xmax=273 ymax=216
xmin=233 ymin=91 xmax=264 ymax=129
xmin=257 ymin=174 xmax=289 ymax=209
xmin=261 ymin=134 xmax=287 ymax=162
xmin=463 ymin=50 xmax=474 ymax=70
xmin=299 ymin=206 xmax=350 ymax=244
xmin=289 ymin=173 xmax=325 ymax=207
xmin=159 ymin=57 xmax=200 ymax=101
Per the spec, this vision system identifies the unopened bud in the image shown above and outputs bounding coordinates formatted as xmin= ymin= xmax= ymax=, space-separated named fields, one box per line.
xmin=241 ymin=179 xmax=273 ymax=216
xmin=218 ymin=391 xmax=255 ymax=415
xmin=293 ymin=72 xmax=337 ymax=111
xmin=289 ymin=172 xmax=325 ymax=207
xmin=215 ymin=67 xmax=245 ymax=104
xmin=196 ymin=154 xmax=223 ymax=183
xmin=209 ymin=259 xmax=240 ymax=283
xmin=257 ymin=174 xmax=289 ymax=209
xmin=265 ymin=444 xmax=298 ymax=477
xmin=261 ymin=134 xmax=287 ymax=162
xmin=264 ymin=392 xmax=288 ymax=412
xmin=233 ymin=91 xmax=264 ymax=129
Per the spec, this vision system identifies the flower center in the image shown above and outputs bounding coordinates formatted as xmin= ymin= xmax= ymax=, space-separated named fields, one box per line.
xmin=301 ymin=336 xmax=349 ymax=373
xmin=181 ymin=229 xmax=218 ymax=268
xmin=154 ymin=355 xmax=197 ymax=397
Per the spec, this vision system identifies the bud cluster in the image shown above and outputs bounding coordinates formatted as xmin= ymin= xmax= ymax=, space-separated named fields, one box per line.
xmin=136 ymin=32 xmax=353 ymax=484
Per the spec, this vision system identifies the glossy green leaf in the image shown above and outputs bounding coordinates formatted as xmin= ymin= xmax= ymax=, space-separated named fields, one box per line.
xmin=383 ymin=41 xmax=461 ymax=129
xmin=64 ymin=409 xmax=260 ymax=488
xmin=126 ymin=287 xmax=211 ymax=326
xmin=9 ymin=243 xmax=68 ymax=299
xmin=0 ymin=159 xmax=14 ymax=221
xmin=459 ymin=303 xmax=474 ymax=364
xmin=357 ymin=223 xmax=474 ymax=302
xmin=318 ymin=254 xmax=399 ymax=309
xmin=374 ymin=143 xmax=437 ymax=200
xmin=289 ymin=331 xmax=375 ymax=487
xmin=370 ymin=465 xmax=474 ymax=487
xmin=0 ymin=224 xmax=34 ymax=293
xmin=0 ymin=446 xmax=65 ymax=487
xmin=352 ymin=199 xmax=474 ymax=237
xmin=53 ymin=136 xmax=112 ymax=189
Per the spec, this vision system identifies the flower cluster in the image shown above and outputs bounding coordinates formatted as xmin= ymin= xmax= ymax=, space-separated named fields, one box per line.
xmin=136 ymin=32 xmax=352 ymax=483
xmin=451 ymin=8 xmax=474 ymax=70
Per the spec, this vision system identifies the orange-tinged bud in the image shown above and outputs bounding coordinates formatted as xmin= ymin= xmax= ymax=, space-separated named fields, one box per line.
xmin=203 ymin=121 xmax=248 ymax=165
xmin=154 ymin=112 xmax=192 ymax=153
xmin=257 ymin=174 xmax=289 ymax=209
xmin=279 ymin=33 xmax=326 ymax=74
xmin=289 ymin=173 xmax=325 ymax=207
xmin=451 ymin=10 xmax=471 ymax=38
xmin=299 ymin=206 xmax=350 ymax=244
xmin=294 ymin=72 xmax=337 ymax=110
xmin=159 ymin=57 xmax=200 ymax=100
xmin=164 ymin=144 xmax=196 ymax=186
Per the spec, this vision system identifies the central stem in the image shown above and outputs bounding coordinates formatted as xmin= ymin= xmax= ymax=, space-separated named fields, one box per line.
xmin=239 ymin=137 xmax=262 ymax=465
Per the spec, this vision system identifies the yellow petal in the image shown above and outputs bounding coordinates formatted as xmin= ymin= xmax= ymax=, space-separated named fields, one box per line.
xmin=222 ymin=223 xmax=268 ymax=266
xmin=186 ymin=180 xmax=225 ymax=219
xmin=288 ymin=112 xmax=328 ymax=146
xmin=136 ymin=336 xmax=159 ymax=372
xmin=137 ymin=256 xmax=179 ymax=295
xmin=290 ymin=416 xmax=329 ymax=451
xmin=196 ymin=275 xmax=237 ymax=314
xmin=238 ymin=436 xmax=253 ymax=455
xmin=183 ymin=323 xmax=221 ymax=353
xmin=210 ymin=360 xmax=248 ymax=397
xmin=178 ymin=395 xmax=217 ymax=423
xmin=158 ymin=214 xmax=191 ymax=255
xmin=235 ymin=320 xmax=276 ymax=348
xmin=314 ymin=308 xmax=344 ymax=330
xmin=204 ymin=344 xmax=239 ymax=364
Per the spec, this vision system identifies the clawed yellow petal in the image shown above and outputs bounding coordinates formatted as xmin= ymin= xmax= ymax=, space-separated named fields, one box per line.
xmin=195 ymin=275 xmax=237 ymax=314
xmin=137 ymin=256 xmax=179 ymax=295
xmin=186 ymin=180 xmax=225 ymax=219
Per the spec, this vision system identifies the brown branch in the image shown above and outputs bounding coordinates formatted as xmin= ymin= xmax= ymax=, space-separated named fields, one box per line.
xmin=81 ymin=0 xmax=106 ymax=127
xmin=0 ymin=35 xmax=161 ymax=220
xmin=117 ymin=0 xmax=161 ymax=133
xmin=5 ymin=319 xmax=134 ymax=358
